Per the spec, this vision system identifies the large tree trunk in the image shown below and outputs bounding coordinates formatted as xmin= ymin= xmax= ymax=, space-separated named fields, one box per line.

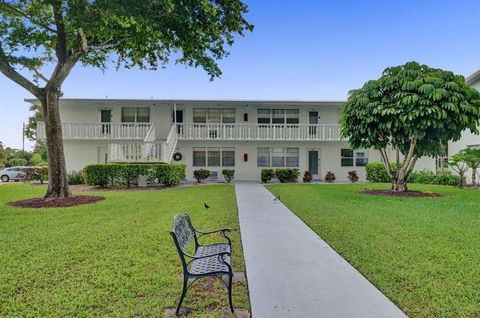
xmin=392 ymin=176 xmax=408 ymax=192
xmin=472 ymin=169 xmax=477 ymax=186
xmin=42 ymin=88 xmax=71 ymax=199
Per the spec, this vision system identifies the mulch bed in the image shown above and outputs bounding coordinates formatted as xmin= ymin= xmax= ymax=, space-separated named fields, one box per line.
xmin=9 ymin=195 xmax=105 ymax=208
xmin=362 ymin=189 xmax=443 ymax=197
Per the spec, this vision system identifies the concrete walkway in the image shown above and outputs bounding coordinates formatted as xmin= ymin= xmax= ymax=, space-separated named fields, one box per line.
xmin=235 ymin=183 xmax=408 ymax=318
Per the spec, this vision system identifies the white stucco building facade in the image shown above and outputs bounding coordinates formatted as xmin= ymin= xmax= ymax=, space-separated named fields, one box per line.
xmin=33 ymin=98 xmax=437 ymax=182
xmin=447 ymin=70 xmax=480 ymax=182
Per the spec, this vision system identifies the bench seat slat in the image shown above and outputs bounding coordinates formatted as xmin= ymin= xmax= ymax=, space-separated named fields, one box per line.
xmin=190 ymin=254 xmax=231 ymax=276
xmin=196 ymin=243 xmax=231 ymax=258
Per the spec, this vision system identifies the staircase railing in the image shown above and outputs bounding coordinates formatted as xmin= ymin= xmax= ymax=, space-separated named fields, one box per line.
xmin=162 ymin=124 xmax=178 ymax=162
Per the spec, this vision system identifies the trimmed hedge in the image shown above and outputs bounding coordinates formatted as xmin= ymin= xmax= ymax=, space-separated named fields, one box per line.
xmin=365 ymin=162 xmax=397 ymax=183
xmin=193 ymin=169 xmax=210 ymax=183
xmin=21 ymin=167 xmax=48 ymax=184
xmin=408 ymin=170 xmax=460 ymax=186
xmin=261 ymin=169 xmax=275 ymax=183
xmin=153 ymin=164 xmax=186 ymax=186
xmin=83 ymin=163 xmax=186 ymax=188
xmin=275 ymin=168 xmax=300 ymax=183
xmin=222 ymin=169 xmax=235 ymax=183
xmin=68 ymin=170 xmax=84 ymax=185
xmin=261 ymin=168 xmax=299 ymax=183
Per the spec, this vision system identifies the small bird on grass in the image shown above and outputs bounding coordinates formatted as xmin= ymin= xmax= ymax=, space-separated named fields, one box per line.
xmin=204 ymin=202 xmax=210 ymax=210
xmin=273 ymin=195 xmax=281 ymax=201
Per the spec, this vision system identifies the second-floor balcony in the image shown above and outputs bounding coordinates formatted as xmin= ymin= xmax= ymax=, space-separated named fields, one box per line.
xmin=37 ymin=122 xmax=342 ymax=141
xmin=176 ymin=123 xmax=341 ymax=141
xmin=36 ymin=122 xmax=152 ymax=140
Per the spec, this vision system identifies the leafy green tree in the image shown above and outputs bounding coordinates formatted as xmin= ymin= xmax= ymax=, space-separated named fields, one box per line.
xmin=459 ymin=148 xmax=480 ymax=186
xmin=448 ymin=152 xmax=469 ymax=187
xmin=341 ymin=62 xmax=480 ymax=192
xmin=0 ymin=0 xmax=253 ymax=198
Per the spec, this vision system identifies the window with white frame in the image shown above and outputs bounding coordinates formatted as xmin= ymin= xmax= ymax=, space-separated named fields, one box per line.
xmin=121 ymin=107 xmax=150 ymax=123
xmin=286 ymin=109 xmax=300 ymax=124
xmin=257 ymin=109 xmax=271 ymax=124
xmin=257 ymin=109 xmax=299 ymax=124
xmin=192 ymin=108 xmax=236 ymax=123
xmin=257 ymin=148 xmax=271 ymax=166
xmin=341 ymin=148 xmax=368 ymax=167
xmin=257 ymin=147 xmax=299 ymax=167
xmin=193 ymin=147 xmax=235 ymax=167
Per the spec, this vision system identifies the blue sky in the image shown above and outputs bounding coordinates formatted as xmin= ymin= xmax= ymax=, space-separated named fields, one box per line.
xmin=1 ymin=0 xmax=479 ymax=149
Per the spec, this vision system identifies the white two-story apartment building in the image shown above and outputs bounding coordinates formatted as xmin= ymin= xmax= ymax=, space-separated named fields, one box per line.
xmin=33 ymin=98 xmax=436 ymax=182
xmin=449 ymin=70 xmax=480 ymax=155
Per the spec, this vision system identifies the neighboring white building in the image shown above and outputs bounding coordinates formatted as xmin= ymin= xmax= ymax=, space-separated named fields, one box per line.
xmin=32 ymin=98 xmax=436 ymax=182
xmin=449 ymin=70 xmax=480 ymax=155
xmin=447 ymin=70 xmax=480 ymax=182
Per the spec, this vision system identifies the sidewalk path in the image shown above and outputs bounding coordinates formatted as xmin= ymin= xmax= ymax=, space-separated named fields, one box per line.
xmin=235 ymin=183 xmax=407 ymax=318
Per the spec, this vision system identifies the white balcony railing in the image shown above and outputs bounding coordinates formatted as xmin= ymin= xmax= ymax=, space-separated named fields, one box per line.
xmin=108 ymin=142 xmax=162 ymax=163
xmin=36 ymin=122 xmax=151 ymax=140
xmin=176 ymin=123 xmax=341 ymax=141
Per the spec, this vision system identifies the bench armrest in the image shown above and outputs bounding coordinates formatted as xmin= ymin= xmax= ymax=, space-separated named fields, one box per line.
xmin=197 ymin=228 xmax=231 ymax=245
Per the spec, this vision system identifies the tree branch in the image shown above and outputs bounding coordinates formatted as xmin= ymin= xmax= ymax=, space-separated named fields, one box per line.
xmin=52 ymin=2 xmax=67 ymax=64
xmin=28 ymin=66 xmax=49 ymax=83
xmin=379 ymin=148 xmax=393 ymax=178
xmin=0 ymin=42 xmax=41 ymax=97
xmin=0 ymin=1 xmax=57 ymax=33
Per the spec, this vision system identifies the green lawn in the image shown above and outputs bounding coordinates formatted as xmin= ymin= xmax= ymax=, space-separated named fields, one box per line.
xmin=0 ymin=184 xmax=248 ymax=317
xmin=267 ymin=183 xmax=480 ymax=318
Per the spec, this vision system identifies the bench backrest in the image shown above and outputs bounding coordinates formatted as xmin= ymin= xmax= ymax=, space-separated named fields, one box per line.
xmin=171 ymin=214 xmax=198 ymax=256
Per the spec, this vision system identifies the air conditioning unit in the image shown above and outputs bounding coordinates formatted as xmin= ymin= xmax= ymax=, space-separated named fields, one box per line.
xmin=208 ymin=171 xmax=219 ymax=180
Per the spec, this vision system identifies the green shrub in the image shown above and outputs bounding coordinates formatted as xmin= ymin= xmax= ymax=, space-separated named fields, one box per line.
xmin=193 ymin=169 xmax=210 ymax=183
xmin=275 ymin=168 xmax=300 ymax=183
xmin=83 ymin=164 xmax=117 ymax=187
xmin=222 ymin=169 xmax=235 ymax=183
xmin=20 ymin=167 xmax=48 ymax=184
xmin=365 ymin=162 xmax=397 ymax=183
xmin=7 ymin=158 xmax=28 ymax=167
xmin=324 ymin=171 xmax=336 ymax=183
xmin=68 ymin=170 xmax=84 ymax=185
xmin=84 ymin=163 xmax=185 ymax=188
xmin=408 ymin=170 xmax=459 ymax=186
xmin=117 ymin=164 xmax=151 ymax=187
xmin=153 ymin=164 xmax=186 ymax=186
xmin=347 ymin=170 xmax=359 ymax=183
xmin=261 ymin=169 xmax=275 ymax=183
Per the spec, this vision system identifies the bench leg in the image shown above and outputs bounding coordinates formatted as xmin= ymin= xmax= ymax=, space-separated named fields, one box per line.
xmin=176 ymin=278 xmax=188 ymax=316
xmin=228 ymin=274 xmax=234 ymax=313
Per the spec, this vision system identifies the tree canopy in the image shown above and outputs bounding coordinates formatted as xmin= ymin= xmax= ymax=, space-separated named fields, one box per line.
xmin=341 ymin=61 xmax=480 ymax=191
xmin=0 ymin=0 xmax=253 ymax=198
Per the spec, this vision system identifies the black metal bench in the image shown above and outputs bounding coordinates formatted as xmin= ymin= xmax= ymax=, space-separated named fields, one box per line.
xmin=170 ymin=214 xmax=234 ymax=315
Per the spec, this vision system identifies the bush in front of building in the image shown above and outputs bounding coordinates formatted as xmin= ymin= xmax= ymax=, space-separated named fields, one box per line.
xmin=193 ymin=169 xmax=210 ymax=183
xmin=324 ymin=171 xmax=336 ymax=183
xmin=408 ymin=170 xmax=459 ymax=186
xmin=365 ymin=162 xmax=398 ymax=183
xmin=153 ymin=164 xmax=186 ymax=186
xmin=222 ymin=169 xmax=235 ymax=183
xmin=275 ymin=168 xmax=300 ymax=183
xmin=117 ymin=164 xmax=151 ymax=188
xmin=347 ymin=170 xmax=359 ymax=183
xmin=20 ymin=167 xmax=48 ymax=184
xmin=83 ymin=163 xmax=186 ymax=188
xmin=261 ymin=169 xmax=275 ymax=183
xmin=84 ymin=164 xmax=118 ymax=187
xmin=68 ymin=170 xmax=84 ymax=185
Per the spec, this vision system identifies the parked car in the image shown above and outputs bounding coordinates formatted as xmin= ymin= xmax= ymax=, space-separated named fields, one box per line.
xmin=0 ymin=166 xmax=28 ymax=182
